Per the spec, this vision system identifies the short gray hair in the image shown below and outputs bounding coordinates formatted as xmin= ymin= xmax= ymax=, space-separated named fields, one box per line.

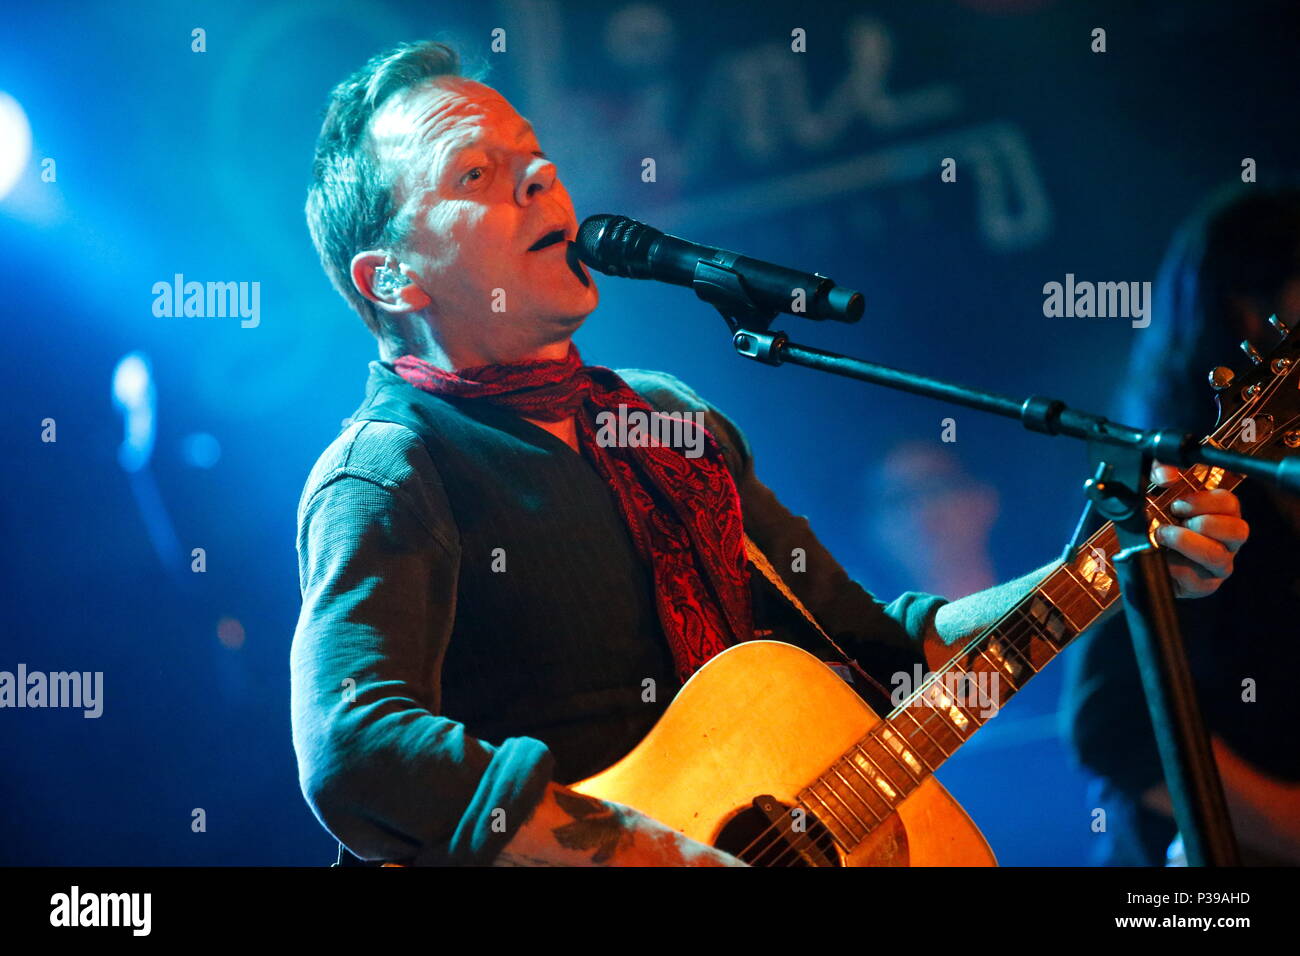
xmin=306 ymin=40 xmax=484 ymax=333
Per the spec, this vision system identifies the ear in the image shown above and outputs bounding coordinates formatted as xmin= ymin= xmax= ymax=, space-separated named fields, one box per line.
xmin=350 ymin=251 xmax=432 ymax=314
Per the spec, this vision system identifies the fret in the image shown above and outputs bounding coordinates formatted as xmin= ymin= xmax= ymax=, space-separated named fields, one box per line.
xmin=893 ymin=706 xmax=955 ymax=759
xmin=1071 ymin=544 xmax=1118 ymax=603
xmin=805 ymin=550 xmax=1123 ymax=839
xmin=839 ymin=754 xmax=900 ymax=814
xmin=946 ymin=653 xmax=1010 ymax=721
xmin=1051 ymin=586 xmax=1101 ymax=639
xmin=1028 ymin=611 xmax=1067 ymax=669
xmin=1185 ymin=464 xmax=1230 ymax=492
xmin=879 ymin=717 xmax=944 ymax=775
xmin=863 ymin=730 xmax=927 ymax=782
xmin=900 ymin=694 xmax=968 ymax=753
xmin=920 ymin=675 xmax=981 ymax=737
xmin=828 ymin=762 xmax=888 ymax=824
xmin=1146 ymin=499 xmax=1176 ymax=527
xmin=967 ymin=664 xmax=1005 ymax=714
xmin=975 ymin=645 xmax=1024 ymax=692
xmin=1026 ymin=587 xmax=1081 ymax=647
xmin=935 ymin=671 xmax=982 ymax=732
xmin=803 ymin=781 xmax=862 ymax=846
xmin=1053 ymin=566 xmax=1107 ymax=620
xmin=1015 ymin=602 xmax=1058 ymax=659
xmin=959 ymin=661 xmax=1007 ymax=716
xmin=989 ymin=629 xmax=1039 ymax=678
xmin=855 ymin=739 xmax=919 ymax=791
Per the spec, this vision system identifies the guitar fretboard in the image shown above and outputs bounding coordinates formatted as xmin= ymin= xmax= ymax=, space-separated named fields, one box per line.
xmin=796 ymin=462 xmax=1243 ymax=851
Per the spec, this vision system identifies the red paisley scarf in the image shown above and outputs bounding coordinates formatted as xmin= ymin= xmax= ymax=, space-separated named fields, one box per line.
xmin=393 ymin=345 xmax=752 ymax=682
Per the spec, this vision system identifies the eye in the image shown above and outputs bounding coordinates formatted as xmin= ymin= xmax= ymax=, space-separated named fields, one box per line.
xmin=460 ymin=166 xmax=486 ymax=186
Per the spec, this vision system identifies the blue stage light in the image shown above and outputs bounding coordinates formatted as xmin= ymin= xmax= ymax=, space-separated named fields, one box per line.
xmin=0 ymin=91 xmax=31 ymax=201
xmin=112 ymin=351 xmax=155 ymax=473
xmin=181 ymin=432 xmax=222 ymax=469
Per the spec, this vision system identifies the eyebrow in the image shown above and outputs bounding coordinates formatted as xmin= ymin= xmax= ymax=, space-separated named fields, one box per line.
xmin=446 ymin=123 xmax=545 ymax=168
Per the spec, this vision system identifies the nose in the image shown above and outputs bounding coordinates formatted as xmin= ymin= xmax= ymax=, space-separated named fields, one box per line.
xmin=516 ymin=155 xmax=557 ymax=205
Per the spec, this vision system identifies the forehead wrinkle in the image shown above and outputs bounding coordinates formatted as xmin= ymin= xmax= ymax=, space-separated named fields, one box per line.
xmin=414 ymin=97 xmax=487 ymax=148
xmin=370 ymin=80 xmax=481 ymax=162
xmin=417 ymin=83 xmax=530 ymax=144
xmin=368 ymin=81 xmax=537 ymax=228
xmin=369 ymin=95 xmax=468 ymax=207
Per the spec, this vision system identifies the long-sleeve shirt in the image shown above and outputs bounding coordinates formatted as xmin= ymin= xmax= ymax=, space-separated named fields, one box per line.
xmin=290 ymin=361 xmax=947 ymax=865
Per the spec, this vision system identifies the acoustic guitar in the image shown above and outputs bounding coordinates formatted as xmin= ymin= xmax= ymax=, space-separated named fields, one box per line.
xmin=572 ymin=318 xmax=1300 ymax=866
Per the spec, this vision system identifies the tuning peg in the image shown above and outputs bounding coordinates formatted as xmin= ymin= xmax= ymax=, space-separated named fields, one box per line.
xmin=1269 ymin=314 xmax=1290 ymax=336
xmin=1208 ymin=366 xmax=1235 ymax=390
xmin=1241 ymin=340 xmax=1264 ymax=365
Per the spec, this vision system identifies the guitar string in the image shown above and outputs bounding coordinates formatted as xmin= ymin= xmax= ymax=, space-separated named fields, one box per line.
xmin=879 ymin=344 xmax=1283 ymax=739
xmin=731 ymin=365 xmax=1284 ymax=864
xmin=732 ymin=524 xmax=1157 ymax=864
xmin=733 ymin=468 xmax=1248 ymax=865
xmin=737 ymin=532 xmax=1235 ymax=866
xmin=729 ymin=603 xmax=1073 ymax=865
xmin=748 ymin=478 xmax=1253 ymax=867
xmin=741 ymin=573 xmax=1130 ymax=866
xmin=883 ymin=416 xmax=1262 ymax=731
xmin=729 ymin=500 xmax=1155 ymax=864
xmin=742 ymin=602 xmax=1071 ymax=865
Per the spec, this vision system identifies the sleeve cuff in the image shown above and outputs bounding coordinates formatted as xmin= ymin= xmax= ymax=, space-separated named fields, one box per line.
xmin=415 ymin=736 xmax=555 ymax=866
xmin=882 ymin=592 xmax=949 ymax=647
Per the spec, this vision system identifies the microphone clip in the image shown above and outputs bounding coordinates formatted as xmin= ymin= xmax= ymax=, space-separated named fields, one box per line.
xmin=692 ymin=260 xmax=779 ymax=335
xmin=691 ymin=260 xmax=789 ymax=367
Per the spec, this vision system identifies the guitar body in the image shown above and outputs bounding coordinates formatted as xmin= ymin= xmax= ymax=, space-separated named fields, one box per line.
xmin=573 ymin=640 xmax=996 ymax=866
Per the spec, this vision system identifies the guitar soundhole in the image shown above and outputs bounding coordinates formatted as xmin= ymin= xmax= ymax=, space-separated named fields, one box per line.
xmin=714 ymin=798 xmax=842 ymax=867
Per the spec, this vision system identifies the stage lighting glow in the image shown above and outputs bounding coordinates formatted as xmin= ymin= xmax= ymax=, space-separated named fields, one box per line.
xmin=112 ymin=352 xmax=156 ymax=472
xmin=217 ymin=616 xmax=246 ymax=650
xmin=112 ymin=352 xmax=150 ymax=406
xmin=181 ymin=432 xmax=222 ymax=469
xmin=0 ymin=91 xmax=32 ymax=201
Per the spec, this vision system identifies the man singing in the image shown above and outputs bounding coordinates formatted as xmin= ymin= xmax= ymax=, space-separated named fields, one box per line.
xmin=290 ymin=41 xmax=1249 ymax=867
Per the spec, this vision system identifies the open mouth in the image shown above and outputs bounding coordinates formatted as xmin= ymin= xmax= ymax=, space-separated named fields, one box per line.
xmin=528 ymin=228 xmax=567 ymax=252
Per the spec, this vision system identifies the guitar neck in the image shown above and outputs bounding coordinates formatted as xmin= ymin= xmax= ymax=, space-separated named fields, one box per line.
xmin=795 ymin=461 xmax=1243 ymax=852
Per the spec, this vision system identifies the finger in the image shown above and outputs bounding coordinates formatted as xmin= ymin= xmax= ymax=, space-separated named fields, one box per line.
xmin=1179 ymin=514 xmax=1250 ymax=553
xmin=1167 ymin=488 xmax=1243 ymax=519
xmin=1152 ymin=462 xmax=1182 ymax=486
xmin=1157 ymin=524 xmax=1234 ymax=578
xmin=1168 ymin=562 xmax=1227 ymax=599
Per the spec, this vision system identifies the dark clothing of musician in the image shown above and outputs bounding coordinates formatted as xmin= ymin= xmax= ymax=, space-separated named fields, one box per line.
xmin=290 ymin=360 xmax=947 ymax=866
xmin=1061 ymin=187 xmax=1300 ymax=866
xmin=1063 ymin=481 xmax=1300 ymax=866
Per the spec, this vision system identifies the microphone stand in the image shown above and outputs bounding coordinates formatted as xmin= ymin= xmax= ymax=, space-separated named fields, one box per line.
xmin=694 ymin=265 xmax=1297 ymax=867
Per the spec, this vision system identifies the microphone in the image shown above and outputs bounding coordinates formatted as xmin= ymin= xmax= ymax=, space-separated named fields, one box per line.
xmin=575 ymin=214 xmax=864 ymax=323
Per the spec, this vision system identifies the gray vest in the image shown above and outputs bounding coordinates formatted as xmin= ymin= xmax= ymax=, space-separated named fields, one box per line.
xmin=351 ymin=362 xmax=679 ymax=784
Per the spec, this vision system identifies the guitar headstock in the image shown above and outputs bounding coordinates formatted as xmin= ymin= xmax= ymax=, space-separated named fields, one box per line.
xmin=1207 ymin=315 xmax=1300 ymax=462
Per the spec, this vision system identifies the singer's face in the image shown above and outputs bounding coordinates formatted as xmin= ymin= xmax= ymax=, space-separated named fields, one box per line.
xmin=371 ymin=76 xmax=598 ymax=350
